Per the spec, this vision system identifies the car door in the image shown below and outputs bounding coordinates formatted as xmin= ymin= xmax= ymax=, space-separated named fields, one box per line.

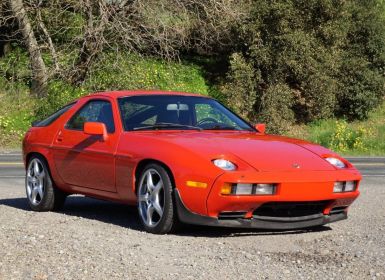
xmin=51 ymin=98 xmax=119 ymax=192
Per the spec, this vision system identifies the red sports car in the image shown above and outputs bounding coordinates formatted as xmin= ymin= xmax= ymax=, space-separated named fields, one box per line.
xmin=23 ymin=90 xmax=361 ymax=234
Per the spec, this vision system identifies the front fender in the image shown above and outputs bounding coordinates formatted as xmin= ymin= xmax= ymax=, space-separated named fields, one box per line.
xmin=116 ymin=132 xmax=224 ymax=215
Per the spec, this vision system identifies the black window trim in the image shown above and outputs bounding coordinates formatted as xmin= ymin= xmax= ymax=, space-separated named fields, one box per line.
xmin=64 ymin=98 xmax=116 ymax=134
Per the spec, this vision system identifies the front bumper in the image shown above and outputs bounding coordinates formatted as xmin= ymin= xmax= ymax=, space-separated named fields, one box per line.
xmin=175 ymin=189 xmax=348 ymax=229
xmin=206 ymin=169 xmax=361 ymax=217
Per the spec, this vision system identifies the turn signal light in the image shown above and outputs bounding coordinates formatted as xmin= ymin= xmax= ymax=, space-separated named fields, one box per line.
xmin=186 ymin=181 xmax=208 ymax=188
xmin=220 ymin=183 xmax=233 ymax=195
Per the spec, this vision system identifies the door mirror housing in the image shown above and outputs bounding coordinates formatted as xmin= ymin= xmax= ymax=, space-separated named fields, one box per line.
xmin=255 ymin=123 xmax=266 ymax=134
xmin=84 ymin=122 xmax=108 ymax=141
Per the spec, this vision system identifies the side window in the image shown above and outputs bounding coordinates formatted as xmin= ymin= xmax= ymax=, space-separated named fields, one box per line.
xmin=66 ymin=100 xmax=115 ymax=133
xmin=34 ymin=102 xmax=75 ymax=127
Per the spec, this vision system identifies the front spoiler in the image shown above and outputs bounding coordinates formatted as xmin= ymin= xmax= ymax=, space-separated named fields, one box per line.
xmin=175 ymin=190 xmax=347 ymax=230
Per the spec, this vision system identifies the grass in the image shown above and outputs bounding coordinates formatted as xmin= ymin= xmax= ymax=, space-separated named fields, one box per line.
xmin=0 ymin=47 xmax=384 ymax=154
xmin=0 ymin=87 xmax=34 ymax=149
xmin=285 ymin=100 xmax=385 ymax=156
xmin=0 ymin=51 xmax=210 ymax=149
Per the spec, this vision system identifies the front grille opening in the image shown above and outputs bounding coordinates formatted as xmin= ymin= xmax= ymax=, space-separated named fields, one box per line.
xmin=330 ymin=206 xmax=347 ymax=214
xmin=218 ymin=211 xmax=247 ymax=220
xmin=253 ymin=201 xmax=331 ymax=218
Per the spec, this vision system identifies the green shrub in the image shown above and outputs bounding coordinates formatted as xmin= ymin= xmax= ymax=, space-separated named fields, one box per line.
xmin=303 ymin=100 xmax=385 ymax=155
xmin=33 ymin=53 xmax=209 ymax=120
xmin=0 ymin=46 xmax=31 ymax=87
xmin=259 ymin=83 xmax=295 ymax=134
xmin=329 ymin=120 xmax=371 ymax=152
xmin=0 ymin=86 xmax=34 ymax=147
xmin=41 ymin=7 xmax=85 ymax=44
xmin=34 ymin=80 xmax=87 ymax=121
xmin=222 ymin=53 xmax=259 ymax=120
xmin=84 ymin=53 xmax=209 ymax=95
xmin=337 ymin=56 xmax=384 ymax=120
xmin=223 ymin=0 xmax=385 ymax=132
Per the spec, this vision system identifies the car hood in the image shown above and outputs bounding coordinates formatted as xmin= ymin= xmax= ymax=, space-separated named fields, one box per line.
xmin=144 ymin=131 xmax=335 ymax=171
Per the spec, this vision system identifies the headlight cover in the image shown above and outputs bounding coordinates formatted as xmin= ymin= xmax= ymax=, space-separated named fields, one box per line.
xmin=212 ymin=159 xmax=237 ymax=171
xmin=325 ymin=157 xmax=346 ymax=169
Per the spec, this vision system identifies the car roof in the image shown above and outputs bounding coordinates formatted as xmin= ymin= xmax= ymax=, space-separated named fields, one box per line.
xmin=86 ymin=90 xmax=208 ymax=99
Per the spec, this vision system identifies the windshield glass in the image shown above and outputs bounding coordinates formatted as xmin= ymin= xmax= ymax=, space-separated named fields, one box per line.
xmin=118 ymin=95 xmax=254 ymax=131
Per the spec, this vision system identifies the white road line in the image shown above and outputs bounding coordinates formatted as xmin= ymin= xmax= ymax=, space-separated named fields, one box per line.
xmin=353 ymin=163 xmax=385 ymax=166
xmin=346 ymin=157 xmax=385 ymax=159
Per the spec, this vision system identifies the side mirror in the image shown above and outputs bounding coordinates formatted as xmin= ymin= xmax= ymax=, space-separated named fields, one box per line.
xmin=255 ymin=123 xmax=266 ymax=134
xmin=84 ymin=122 xmax=108 ymax=141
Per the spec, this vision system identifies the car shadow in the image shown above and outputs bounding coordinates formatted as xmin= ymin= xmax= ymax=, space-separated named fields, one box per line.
xmin=0 ymin=196 xmax=142 ymax=231
xmin=177 ymin=224 xmax=332 ymax=238
xmin=0 ymin=196 xmax=332 ymax=237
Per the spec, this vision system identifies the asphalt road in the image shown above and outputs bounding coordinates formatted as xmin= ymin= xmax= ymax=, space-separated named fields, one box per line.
xmin=0 ymin=152 xmax=384 ymax=179
xmin=0 ymin=152 xmax=384 ymax=279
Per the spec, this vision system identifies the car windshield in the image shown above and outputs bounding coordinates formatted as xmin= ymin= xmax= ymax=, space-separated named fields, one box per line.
xmin=118 ymin=95 xmax=254 ymax=131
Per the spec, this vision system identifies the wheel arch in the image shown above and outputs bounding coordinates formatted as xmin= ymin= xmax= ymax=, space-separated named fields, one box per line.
xmin=134 ymin=159 xmax=176 ymax=193
xmin=25 ymin=150 xmax=59 ymax=187
xmin=26 ymin=151 xmax=48 ymax=168
xmin=25 ymin=151 xmax=56 ymax=179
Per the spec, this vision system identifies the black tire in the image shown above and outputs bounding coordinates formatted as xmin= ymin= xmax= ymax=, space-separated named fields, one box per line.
xmin=136 ymin=163 xmax=179 ymax=234
xmin=25 ymin=155 xmax=67 ymax=211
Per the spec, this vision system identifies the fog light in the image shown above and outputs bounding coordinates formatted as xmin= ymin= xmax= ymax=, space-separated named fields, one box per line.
xmin=333 ymin=181 xmax=357 ymax=193
xmin=221 ymin=183 xmax=277 ymax=195
xmin=344 ymin=181 xmax=356 ymax=192
xmin=255 ymin=183 xmax=276 ymax=195
xmin=234 ymin=183 xmax=253 ymax=195
xmin=333 ymin=181 xmax=344 ymax=193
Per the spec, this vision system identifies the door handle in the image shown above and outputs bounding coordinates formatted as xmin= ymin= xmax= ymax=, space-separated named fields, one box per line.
xmin=57 ymin=131 xmax=63 ymax=142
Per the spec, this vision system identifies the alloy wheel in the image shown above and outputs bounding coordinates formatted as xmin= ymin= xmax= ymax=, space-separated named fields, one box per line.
xmin=26 ymin=158 xmax=46 ymax=206
xmin=138 ymin=168 xmax=165 ymax=227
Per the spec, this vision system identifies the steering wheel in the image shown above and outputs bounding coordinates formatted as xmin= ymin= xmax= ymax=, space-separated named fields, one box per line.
xmin=197 ymin=117 xmax=219 ymax=126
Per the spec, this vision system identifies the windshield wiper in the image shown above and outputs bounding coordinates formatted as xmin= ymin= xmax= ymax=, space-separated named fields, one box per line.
xmin=204 ymin=125 xmax=255 ymax=131
xmin=203 ymin=125 xmax=238 ymax=130
xmin=133 ymin=122 xmax=202 ymax=131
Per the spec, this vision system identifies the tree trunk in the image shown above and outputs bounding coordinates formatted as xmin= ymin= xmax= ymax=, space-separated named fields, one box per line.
xmin=70 ymin=0 xmax=108 ymax=86
xmin=36 ymin=7 xmax=59 ymax=73
xmin=9 ymin=0 xmax=47 ymax=98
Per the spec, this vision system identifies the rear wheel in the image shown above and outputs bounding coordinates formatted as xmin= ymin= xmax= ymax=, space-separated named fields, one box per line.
xmin=26 ymin=155 xmax=67 ymax=211
xmin=137 ymin=163 xmax=178 ymax=234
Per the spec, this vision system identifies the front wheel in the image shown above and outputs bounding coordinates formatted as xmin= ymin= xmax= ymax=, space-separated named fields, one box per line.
xmin=26 ymin=155 xmax=67 ymax=211
xmin=137 ymin=163 xmax=178 ymax=234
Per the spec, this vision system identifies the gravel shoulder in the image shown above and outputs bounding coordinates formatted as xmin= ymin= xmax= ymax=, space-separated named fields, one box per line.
xmin=0 ymin=177 xmax=384 ymax=280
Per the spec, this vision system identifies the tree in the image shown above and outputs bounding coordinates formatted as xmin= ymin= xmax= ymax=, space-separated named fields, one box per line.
xmin=9 ymin=0 xmax=48 ymax=97
xmin=224 ymin=0 xmax=385 ymax=132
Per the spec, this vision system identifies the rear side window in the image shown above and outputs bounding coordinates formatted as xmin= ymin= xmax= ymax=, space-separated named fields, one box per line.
xmin=33 ymin=102 xmax=75 ymax=127
xmin=66 ymin=100 xmax=115 ymax=133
